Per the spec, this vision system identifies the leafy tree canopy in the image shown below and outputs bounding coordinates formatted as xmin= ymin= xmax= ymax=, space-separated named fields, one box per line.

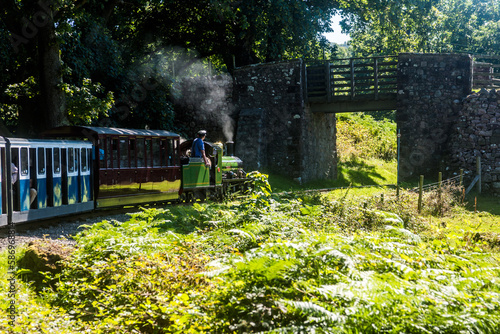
xmin=344 ymin=0 xmax=500 ymax=56
xmin=1 ymin=0 xmax=499 ymax=135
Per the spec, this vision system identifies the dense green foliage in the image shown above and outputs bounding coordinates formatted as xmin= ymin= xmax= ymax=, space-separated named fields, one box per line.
xmin=2 ymin=174 xmax=500 ymax=333
xmin=2 ymin=0 xmax=500 ymax=134
xmin=345 ymin=0 xmax=500 ymax=56
xmin=336 ymin=113 xmax=397 ymax=162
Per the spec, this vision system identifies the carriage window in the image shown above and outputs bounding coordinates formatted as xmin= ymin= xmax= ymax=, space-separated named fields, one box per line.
xmin=129 ymin=139 xmax=136 ymax=168
xmin=98 ymin=139 xmax=106 ymax=169
xmin=38 ymin=148 xmax=45 ymax=175
xmin=68 ymin=148 xmax=75 ymax=173
xmin=88 ymin=148 xmax=92 ymax=170
xmin=21 ymin=148 xmax=28 ymax=176
xmin=136 ymin=138 xmax=145 ymax=167
xmin=120 ymin=138 xmax=129 ymax=168
xmin=112 ymin=139 xmax=118 ymax=168
xmin=152 ymin=138 xmax=161 ymax=167
xmin=54 ymin=148 xmax=60 ymax=173
xmin=167 ymin=140 xmax=176 ymax=166
xmin=106 ymin=137 xmax=112 ymax=168
xmin=160 ymin=140 xmax=167 ymax=166
xmin=145 ymin=139 xmax=152 ymax=167
xmin=75 ymin=148 xmax=80 ymax=172
xmin=81 ymin=148 xmax=87 ymax=172
xmin=174 ymin=140 xmax=179 ymax=165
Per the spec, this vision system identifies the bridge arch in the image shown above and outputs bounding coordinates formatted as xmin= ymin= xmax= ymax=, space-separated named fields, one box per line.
xmin=177 ymin=53 xmax=498 ymax=186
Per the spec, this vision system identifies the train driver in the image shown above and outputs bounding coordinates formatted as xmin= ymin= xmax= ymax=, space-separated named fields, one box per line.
xmin=191 ymin=130 xmax=211 ymax=167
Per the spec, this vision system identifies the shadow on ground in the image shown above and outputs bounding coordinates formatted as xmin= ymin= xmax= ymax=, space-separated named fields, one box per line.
xmin=465 ymin=192 xmax=500 ymax=216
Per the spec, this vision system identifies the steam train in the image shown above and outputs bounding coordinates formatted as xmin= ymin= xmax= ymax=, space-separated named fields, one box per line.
xmin=0 ymin=126 xmax=246 ymax=226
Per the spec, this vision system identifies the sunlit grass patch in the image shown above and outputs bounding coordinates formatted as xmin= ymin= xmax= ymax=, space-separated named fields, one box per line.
xmin=0 ymin=248 xmax=83 ymax=333
xmin=268 ymin=159 xmax=397 ymax=192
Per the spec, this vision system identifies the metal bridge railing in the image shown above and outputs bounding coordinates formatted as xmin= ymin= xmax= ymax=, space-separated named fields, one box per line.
xmin=306 ymin=56 xmax=398 ymax=103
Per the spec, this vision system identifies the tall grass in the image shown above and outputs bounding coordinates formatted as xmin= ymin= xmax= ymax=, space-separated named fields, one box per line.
xmin=336 ymin=112 xmax=397 ymax=162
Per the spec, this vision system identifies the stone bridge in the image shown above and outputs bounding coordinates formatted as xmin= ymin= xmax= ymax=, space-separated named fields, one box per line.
xmin=175 ymin=53 xmax=500 ymax=193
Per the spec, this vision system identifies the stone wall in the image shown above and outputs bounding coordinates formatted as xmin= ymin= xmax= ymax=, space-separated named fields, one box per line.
xmin=396 ymin=53 xmax=472 ymax=180
xmin=449 ymin=89 xmax=500 ymax=194
xmin=233 ymin=60 xmax=305 ymax=178
xmin=171 ymin=60 xmax=337 ymax=182
xmin=172 ymin=54 xmax=500 ymax=193
xmin=300 ymin=106 xmax=336 ymax=182
xmin=233 ymin=59 xmax=336 ymax=181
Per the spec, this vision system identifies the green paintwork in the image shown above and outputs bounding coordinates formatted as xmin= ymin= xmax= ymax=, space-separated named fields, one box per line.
xmin=182 ymin=158 xmax=210 ymax=189
xmin=222 ymin=156 xmax=243 ymax=170
xmin=216 ymin=151 xmax=222 ymax=185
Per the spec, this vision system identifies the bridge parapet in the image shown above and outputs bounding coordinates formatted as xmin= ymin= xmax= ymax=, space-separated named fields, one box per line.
xmin=306 ymin=56 xmax=398 ymax=112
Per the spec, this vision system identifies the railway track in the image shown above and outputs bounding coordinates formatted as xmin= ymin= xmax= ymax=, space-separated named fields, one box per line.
xmin=1 ymin=184 xmax=395 ymax=251
xmin=0 ymin=204 xmax=171 ymax=252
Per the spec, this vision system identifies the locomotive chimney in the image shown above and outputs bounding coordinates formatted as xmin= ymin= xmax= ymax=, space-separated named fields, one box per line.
xmin=225 ymin=141 xmax=234 ymax=156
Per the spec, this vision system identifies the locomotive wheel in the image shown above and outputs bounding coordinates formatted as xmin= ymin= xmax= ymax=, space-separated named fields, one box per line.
xmin=187 ymin=192 xmax=195 ymax=203
xmin=197 ymin=190 xmax=206 ymax=202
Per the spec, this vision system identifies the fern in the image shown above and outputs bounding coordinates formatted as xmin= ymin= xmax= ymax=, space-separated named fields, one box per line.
xmin=282 ymin=300 xmax=346 ymax=324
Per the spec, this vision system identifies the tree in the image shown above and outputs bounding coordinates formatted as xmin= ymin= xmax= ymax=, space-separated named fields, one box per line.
xmin=137 ymin=0 xmax=341 ymax=70
xmin=1 ymin=0 xmax=68 ymax=135
xmin=344 ymin=0 xmax=500 ymax=56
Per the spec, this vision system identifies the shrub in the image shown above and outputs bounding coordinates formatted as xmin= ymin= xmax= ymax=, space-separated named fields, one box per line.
xmin=48 ymin=241 xmax=212 ymax=333
xmin=17 ymin=239 xmax=75 ymax=292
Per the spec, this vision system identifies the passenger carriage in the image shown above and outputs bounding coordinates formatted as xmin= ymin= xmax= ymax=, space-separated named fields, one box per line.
xmin=0 ymin=138 xmax=94 ymax=225
xmin=0 ymin=126 xmax=248 ymax=225
xmin=43 ymin=126 xmax=182 ymax=208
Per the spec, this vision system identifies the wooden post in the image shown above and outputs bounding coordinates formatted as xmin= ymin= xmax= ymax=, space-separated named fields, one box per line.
xmin=350 ymin=58 xmax=355 ymax=99
xmin=476 ymin=156 xmax=481 ymax=193
xmin=418 ymin=175 xmax=424 ymax=214
xmin=459 ymin=169 xmax=464 ymax=187
xmin=325 ymin=61 xmax=332 ymax=102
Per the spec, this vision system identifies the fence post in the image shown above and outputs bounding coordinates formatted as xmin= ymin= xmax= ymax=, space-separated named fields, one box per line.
xmin=325 ymin=61 xmax=332 ymax=102
xmin=350 ymin=58 xmax=355 ymax=98
xmin=476 ymin=156 xmax=481 ymax=194
xmin=418 ymin=175 xmax=424 ymax=214
xmin=459 ymin=169 xmax=464 ymax=187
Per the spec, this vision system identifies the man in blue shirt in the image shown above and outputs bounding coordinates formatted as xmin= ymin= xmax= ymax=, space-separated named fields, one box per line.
xmin=191 ymin=130 xmax=211 ymax=166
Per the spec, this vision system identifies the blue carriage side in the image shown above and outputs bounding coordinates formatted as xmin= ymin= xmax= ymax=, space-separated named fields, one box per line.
xmin=1 ymin=138 xmax=94 ymax=225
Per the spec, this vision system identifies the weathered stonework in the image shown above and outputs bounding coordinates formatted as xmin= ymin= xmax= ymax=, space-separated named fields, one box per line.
xmin=173 ymin=53 xmax=498 ymax=193
xmin=448 ymin=89 xmax=500 ymax=195
xmin=233 ymin=59 xmax=336 ymax=181
xmin=396 ymin=53 xmax=472 ymax=179
xmin=172 ymin=60 xmax=336 ymax=182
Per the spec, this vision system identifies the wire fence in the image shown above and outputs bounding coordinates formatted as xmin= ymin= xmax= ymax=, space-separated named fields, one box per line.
xmin=408 ymin=173 xmax=464 ymax=193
